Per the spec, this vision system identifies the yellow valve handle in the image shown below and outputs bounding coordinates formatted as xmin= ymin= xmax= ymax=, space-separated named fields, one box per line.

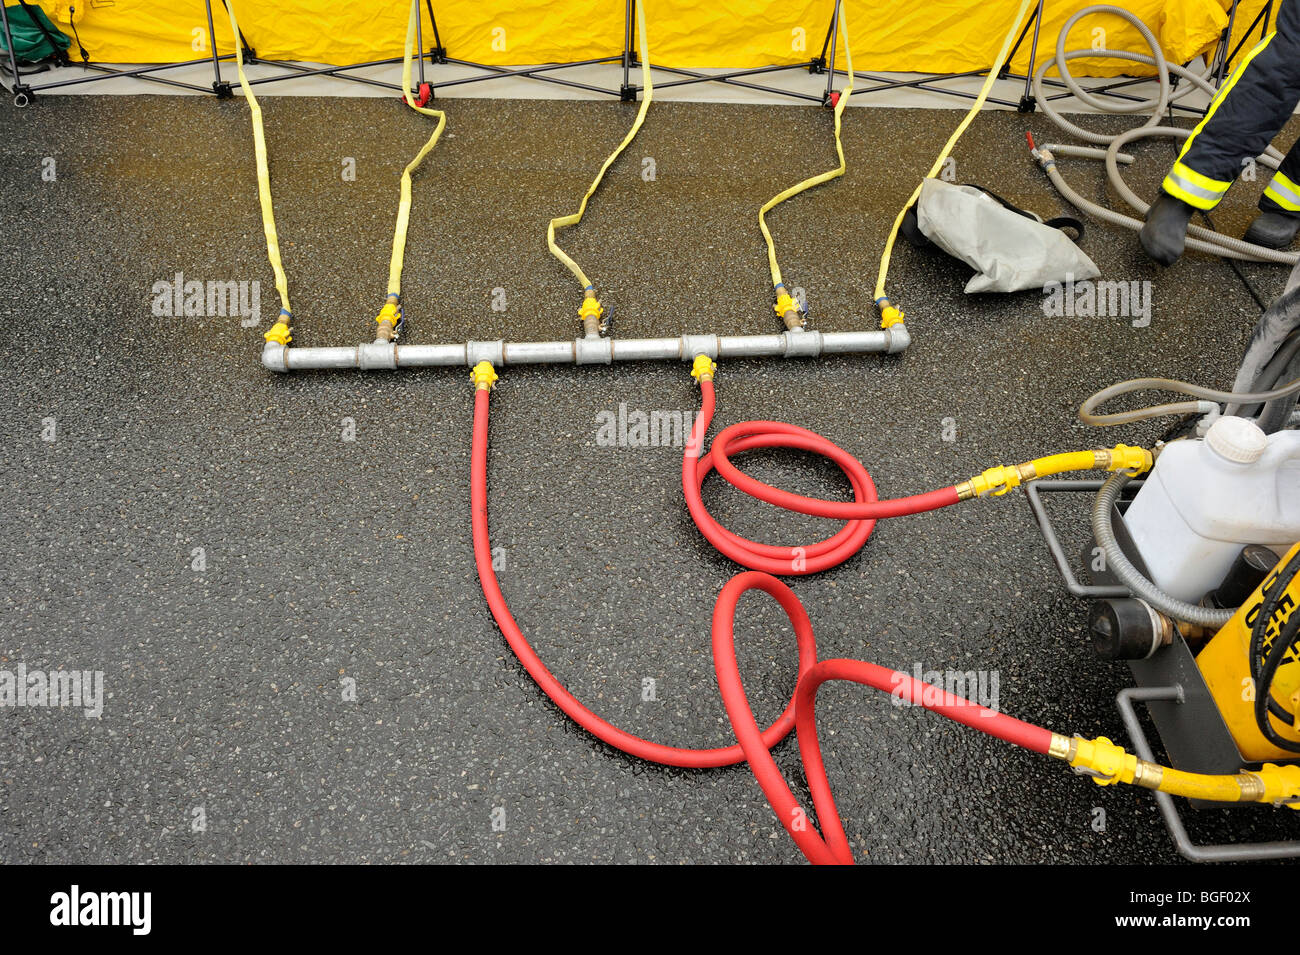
xmin=879 ymin=305 xmax=905 ymax=328
xmin=690 ymin=355 xmax=717 ymax=382
xmin=578 ymin=298 xmax=605 ymax=321
xmin=773 ymin=292 xmax=800 ymax=316
xmin=263 ymin=320 xmax=292 ymax=346
xmin=471 ymin=361 xmax=499 ymax=391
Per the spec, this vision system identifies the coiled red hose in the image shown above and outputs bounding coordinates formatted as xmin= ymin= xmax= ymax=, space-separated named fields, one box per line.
xmin=472 ymin=388 xmax=808 ymax=769
xmin=471 ymin=382 xmax=1054 ymax=864
xmin=683 ymin=380 xmax=959 ymax=574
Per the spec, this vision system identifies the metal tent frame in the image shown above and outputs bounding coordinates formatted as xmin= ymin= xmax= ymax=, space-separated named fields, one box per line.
xmin=0 ymin=0 xmax=1274 ymax=110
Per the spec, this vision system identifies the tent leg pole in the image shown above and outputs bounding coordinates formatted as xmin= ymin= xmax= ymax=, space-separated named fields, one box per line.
xmin=825 ymin=0 xmax=839 ymax=102
xmin=415 ymin=0 xmax=425 ymax=88
xmin=1015 ymin=0 xmax=1044 ymax=110
xmin=203 ymin=0 xmax=227 ymax=96
xmin=621 ymin=0 xmax=634 ymax=99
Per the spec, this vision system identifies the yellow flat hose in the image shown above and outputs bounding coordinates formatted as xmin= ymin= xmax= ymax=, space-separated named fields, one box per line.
xmin=546 ymin=0 xmax=653 ymax=291
xmin=225 ymin=0 xmax=445 ymax=334
xmin=388 ymin=0 xmax=447 ymax=298
xmin=1154 ymin=767 xmax=1260 ymax=803
xmin=1030 ymin=450 xmax=1112 ymax=477
xmin=759 ymin=2 xmax=853 ymax=291
xmin=224 ymin=0 xmax=290 ymax=318
xmin=872 ymin=0 xmax=1034 ymax=318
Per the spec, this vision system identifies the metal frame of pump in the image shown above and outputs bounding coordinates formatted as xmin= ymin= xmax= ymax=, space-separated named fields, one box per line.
xmin=0 ymin=0 xmax=1269 ymax=109
xmin=212 ymin=0 xmax=1300 ymax=864
xmin=1028 ymin=480 xmax=1300 ymax=862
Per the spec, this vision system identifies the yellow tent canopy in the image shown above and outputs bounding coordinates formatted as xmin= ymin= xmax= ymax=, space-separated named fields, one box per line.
xmin=31 ymin=0 xmax=1242 ymax=77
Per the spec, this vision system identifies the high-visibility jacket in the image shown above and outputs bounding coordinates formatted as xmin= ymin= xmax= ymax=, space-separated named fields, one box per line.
xmin=1164 ymin=0 xmax=1300 ymax=216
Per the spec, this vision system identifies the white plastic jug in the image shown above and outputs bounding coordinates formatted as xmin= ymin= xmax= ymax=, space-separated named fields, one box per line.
xmin=1124 ymin=417 xmax=1300 ymax=604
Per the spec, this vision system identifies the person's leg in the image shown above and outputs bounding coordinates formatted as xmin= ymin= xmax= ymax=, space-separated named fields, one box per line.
xmin=1141 ymin=1 xmax=1300 ymax=264
xmin=1139 ymin=194 xmax=1197 ymax=265
xmin=1245 ymin=135 xmax=1300 ymax=248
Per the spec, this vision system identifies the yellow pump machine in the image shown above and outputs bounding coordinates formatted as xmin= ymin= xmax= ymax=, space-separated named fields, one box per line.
xmin=1199 ymin=542 xmax=1300 ymax=761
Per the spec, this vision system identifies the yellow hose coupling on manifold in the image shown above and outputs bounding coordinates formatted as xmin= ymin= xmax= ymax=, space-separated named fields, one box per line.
xmin=375 ymin=301 xmax=402 ymax=326
xmin=471 ymin=360 xmax=498 ymax=391
xmin=691 ymin=355 xmax=717 ymax=383
xmin=263 ymin=320 xmax=292 ymax=345
xmin=578 ymin=298 xmax=604 ymax=322
xmin=773 ymin=292 xmax=799 ymax=317
xmin=877 ymin=299 xmax=905 ymax=329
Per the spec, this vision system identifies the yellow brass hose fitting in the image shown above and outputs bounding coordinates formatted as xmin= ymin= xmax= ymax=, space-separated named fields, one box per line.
xmin=375 ymin=299 xmax=402 ymax=341
xmin=1102 ymin=444 xmax=1153 ymax=474
xmin=578 ymin=293 xmax=605 ymax=338
xmin=1066 ymin=736 xmax=1139 ymax=787
xmin=690 ymin=355 xmax=717 ymax=383
xmin=1249 ymin=763 xmax=1300 ymax=808
xmin=773 ymin=288 xmax=804 ymax=331
xmin=1048 ymin=733 xmax=1073 ymax=760
xmin=264 ymin=321 xmax=292 ymax=345
xmin=954 ymin=463 xmax=1036 ymax=501
xmin=773 ymin=292 xmax=798 ymax=316
xmin=876 ymin=298 xmax=905 ymax=329
xmin=471 ymin=360 xmax=498 ymax=391
xmin=773 ymin=290 xmax=803 ymax=323
xmin=264 ymin=310 xmax=293 ymax=345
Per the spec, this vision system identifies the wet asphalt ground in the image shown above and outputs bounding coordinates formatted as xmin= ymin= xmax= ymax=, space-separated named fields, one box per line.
xmin=0 ymin=93 xmax=1296 ymax=863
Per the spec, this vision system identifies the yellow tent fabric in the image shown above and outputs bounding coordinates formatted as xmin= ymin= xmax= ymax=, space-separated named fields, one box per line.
xmin=652 ymin=0 xmax=1226 ymax=76
xmin=1209 ymin=0 xmax=1277 ymax=74
xmin=33 ymin=0 xmax=1229 ymax=76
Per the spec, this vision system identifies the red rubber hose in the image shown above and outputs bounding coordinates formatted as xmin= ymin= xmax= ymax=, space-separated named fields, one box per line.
xmin=471 ymin=381 xmax=1055 ymax=863
xmin=473 ymin=388 xmax=812 ymax=768
xmin=682 ymin=380 xmax=958 ymax=575
xmin=712 ymin=573 xmax=1054 ymax=865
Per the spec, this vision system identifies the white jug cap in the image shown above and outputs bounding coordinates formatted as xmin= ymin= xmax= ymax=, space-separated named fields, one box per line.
xmin=1205 ymin=415 xmax=1267 ymax=464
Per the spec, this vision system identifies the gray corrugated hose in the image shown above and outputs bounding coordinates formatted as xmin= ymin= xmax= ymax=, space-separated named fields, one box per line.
xmin=1091 ymin=472 xmax=1234 ymax=628
xmin=1032 ymin=4 xmax=1298 ymax=265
